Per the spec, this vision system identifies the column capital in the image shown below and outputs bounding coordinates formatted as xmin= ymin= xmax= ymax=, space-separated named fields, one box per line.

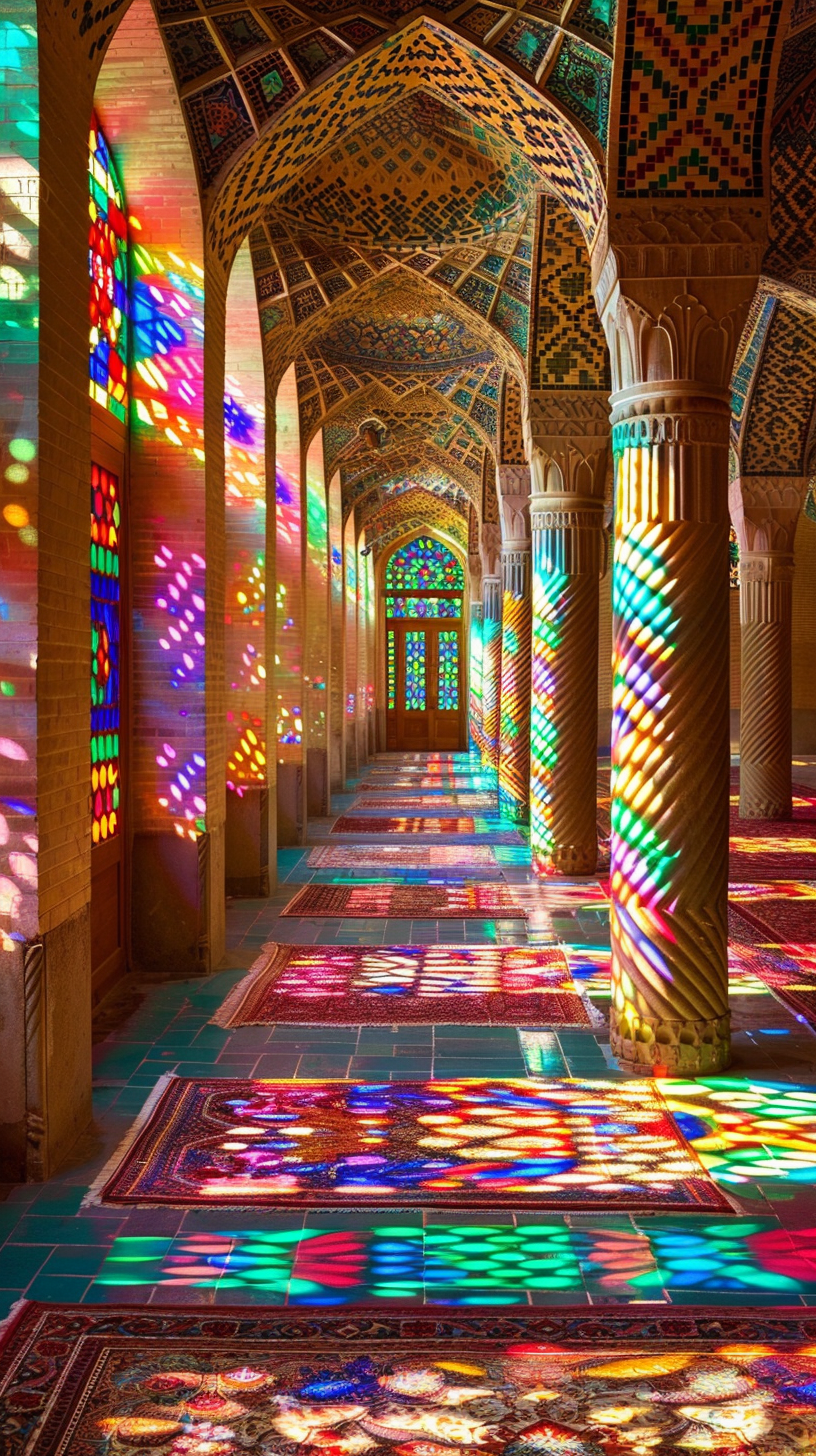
xmin=729 ymin=473 xmax=809 ymax=555
xmin=524 ymin=390 xmax=610 ymax=501
xmin=601 ymin=285 xmax=757 ymax=398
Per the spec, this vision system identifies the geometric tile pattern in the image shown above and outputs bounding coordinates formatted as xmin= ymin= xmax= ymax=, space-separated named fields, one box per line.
xmin=213 ymin=19 xmax=605 ymax=260
xmin=615 ymin=0 xmax=786 ymax=196
xmin=547 ymin=34 xmax=611 ymax=147
xmin=730 ymin=290 xmax=776 ymax=446
xmin=768 ymin=78 xmax=816 ymax=275
xmin=741 ymin=301 xmax=816 ymax=473
xmin=530 ymin=194 xmax=610 ymax=390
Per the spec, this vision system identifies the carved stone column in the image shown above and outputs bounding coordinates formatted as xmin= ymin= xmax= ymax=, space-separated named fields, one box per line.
xmin=496 ymin=465 xmax=532 ymax=820
xmin=607 ymin=372 xmax=734 ymax=1073
xmin=739 ymin=553 xmax=794 ymax=818
xmin=480 ymin=576 xmax=502 ymax=770
xmin=468 ymin=600 xmax=484 ymax=756
xmin=525 ymin=394 xmax=609 ymax=874
xmin=730 ymin=474 xmax=807 ymax=820
xmin=498 ymin=545 xmax=532 ymax=821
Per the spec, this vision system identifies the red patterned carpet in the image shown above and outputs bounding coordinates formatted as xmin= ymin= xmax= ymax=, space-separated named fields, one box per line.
xmin=213 ymin=943 xmax=594 ymax=1027
xmin=3 ymin=1304 xmax=816 ymax=1456
xmin=97 ymin=1076 xmax=730 ymax=1212
xmin=281 ymin=884 xmax=528 ymax=918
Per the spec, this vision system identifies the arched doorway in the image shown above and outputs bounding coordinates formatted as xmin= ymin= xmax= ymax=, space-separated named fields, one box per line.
xmin=382 ymin=536 xmax=466 ymax=752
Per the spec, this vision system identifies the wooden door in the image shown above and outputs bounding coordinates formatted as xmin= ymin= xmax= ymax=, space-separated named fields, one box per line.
xmin=387 ymin=620 xmax=465 ymax=750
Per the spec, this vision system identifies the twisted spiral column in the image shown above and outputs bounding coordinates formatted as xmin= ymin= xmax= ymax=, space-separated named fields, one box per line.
xmin=530 ymin=498 xmax=604 ymax=875
xmin=480 ymin=576 xmax=502 ymax=770
xmin=498 ymin=547 xmax=532 ymax=822
xmin=739 ymin=552 xmax=794 ymax=820
xmin=468 ymin=600 xmax=485 ymax=757
xmin=609 ymin=385 xmax=731 ymax=1075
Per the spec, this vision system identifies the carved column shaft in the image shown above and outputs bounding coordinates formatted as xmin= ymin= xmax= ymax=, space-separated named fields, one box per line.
xmin=739 ymin=552 xmax=794 ymax=819
xmin=530 ymin=498 xmax=604 ymax=874
xmin=729 ymin=473 xmax=806 ymax=822
xmin=468 ymin=600 xmax=484 ymax=757
xmin=498 ymin=546 xmax=532 ymax=821
xmin=480 ymin=576 xmax=502 ymax=769
xmin=609 ymin=384 xmax=731 ymax=1075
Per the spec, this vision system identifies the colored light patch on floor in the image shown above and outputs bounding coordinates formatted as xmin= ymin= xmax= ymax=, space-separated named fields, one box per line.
xmin=98 ymin=1076 xmax=730 ymax=1211
xmin=330 ymin=816 xmax=524 ymax=841
xmin=213 ymin=944 xmax=595 ymax=1028
xmin=8 ymin=1306 xmax=816 ymax=1456
xmin=307 ymin=845 xmax=506 ymax=869
xmin=281 ymin=884 xmax=528 ymax=918
xmin=95 ymin=1218 xmax=816 ymax=1302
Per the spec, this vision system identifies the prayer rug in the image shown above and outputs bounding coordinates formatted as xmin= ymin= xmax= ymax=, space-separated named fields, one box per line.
xmin=728 ymin=796 xmax=816 ymax=880
xmin=307 ymin=844 xmax=502 ymax=869
xmin=213 ymin=943 xmax=595 ymax=1027
xmin=351 ymin=794 xmax=499 ymax=810
xmin=729 ymin=881 xmax=816 ymax=942
xmin=330 ymin=815 xmax=523 ymax=842
xmin=280 ymin=882 xmax=527 ymax=918
xmin=96 ymin=1076 xmax=731 ymax=1211
xmin=7 ymin=1304 xmax=816 ymax=1456
xmin=358 ymin=781 xmax=489 ymax=794
xmin=730 ymin=903 xmax=816 ymax=1028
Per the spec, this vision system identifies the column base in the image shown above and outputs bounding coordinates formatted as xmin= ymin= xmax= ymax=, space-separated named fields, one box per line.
xmin=498 ymin=789 xmax=529 ymax=825
xmin=610 ymin=1010 xmax=731 ymax=1076
xmin=739 ymin=773 xmax=792 ymax=821
xmin=533 ymin=843 xmax=597 ymax=877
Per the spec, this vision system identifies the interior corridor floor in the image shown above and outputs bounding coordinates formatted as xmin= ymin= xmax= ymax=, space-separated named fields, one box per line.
xmin=2 ymin=752 xmax=816 ymax=1315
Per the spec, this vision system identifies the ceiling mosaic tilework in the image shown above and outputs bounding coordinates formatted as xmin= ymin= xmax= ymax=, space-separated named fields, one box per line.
xmin=150 ymin=2 xmax=613 ymax=207
xmin=741 ymin=301 xmax=816 ymax=474
xmin=319 ymin=310 xmax=493 ymax=372
xmin=500 ymin=372 xmax=527 ymax=464
xmin=767 ymin=77 xmax=816 ymax=276
xmin=209 ymin=19 xmax=605 ymax=262
xmin=614 ymin=0 xmax=785 ymax=197
xmin=774 ymin=21 xmax=816 ymax=112
xmin=530 ymin=194 xmax=609 ymax=390
xmin=368 ymin=496 xmax=469 ymax=558
xmin=271 ymin=93 xmax=539 ymax=249
xmin=731 ymin=291 xmax=776 ymax=448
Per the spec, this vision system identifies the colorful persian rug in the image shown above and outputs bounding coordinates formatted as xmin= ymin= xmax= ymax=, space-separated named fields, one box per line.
xmin=330 ymin=815 xmax=523 ymax=842
xmin=7 ymin=1303 xmax=816 ymax=1456
xmin=280 ymin=883 xmax=528 ymax=918
xmin=729 ymin=880 xmax=816 ymax=943
xmin=96 ymin=1076 xmax=730 ymax=1211
xmin=213 ymin=943 xmax=596 ymax=1027
xmin=359 ymin=776 xmax=488 ymax=790
xmin=728 ymin=791 xmax=816 ymax=880
xmin=730 ymin=901 xmax=816 ymax=1028
xmin=306 ymin=844 xmax=503 ymax=869
xmin=351 ymin=794 xmax=499 ymax=810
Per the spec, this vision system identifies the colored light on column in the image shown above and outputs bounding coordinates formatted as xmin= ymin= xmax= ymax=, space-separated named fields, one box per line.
xmin=610 ymin=517 xmax=680 ymax=1022
xmin=529 ymin=543 xmax=567 ymax=873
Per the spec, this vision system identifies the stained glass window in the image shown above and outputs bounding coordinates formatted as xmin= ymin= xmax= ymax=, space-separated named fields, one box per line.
xmin=386 ymin=595 xmax=462 ymax=619
xmin=438 ymin=631 xmax=459 ymax=711
xmin=89 ymin=116 xmax=128 ymax=422
xmin=387 ymin=629 xmax=396 ymax=710
xmin=91 ymin=463 xmax=121 ymax=842
xmin=404 ymin=631 xmax=426 ymax=710
xmin=385 ymin=536 xmax=464 ymax=591
xmin=729 ymin=525 xmax=740 ymax=589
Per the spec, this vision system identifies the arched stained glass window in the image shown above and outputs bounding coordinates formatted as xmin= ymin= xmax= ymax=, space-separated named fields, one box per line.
xmin=91 ymin=464 xmax=121 ymax=842
xmin=89 ymin=114 xmax=128 ymax=421
xmin=385 ymin=536 xmax=464 ymax=591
